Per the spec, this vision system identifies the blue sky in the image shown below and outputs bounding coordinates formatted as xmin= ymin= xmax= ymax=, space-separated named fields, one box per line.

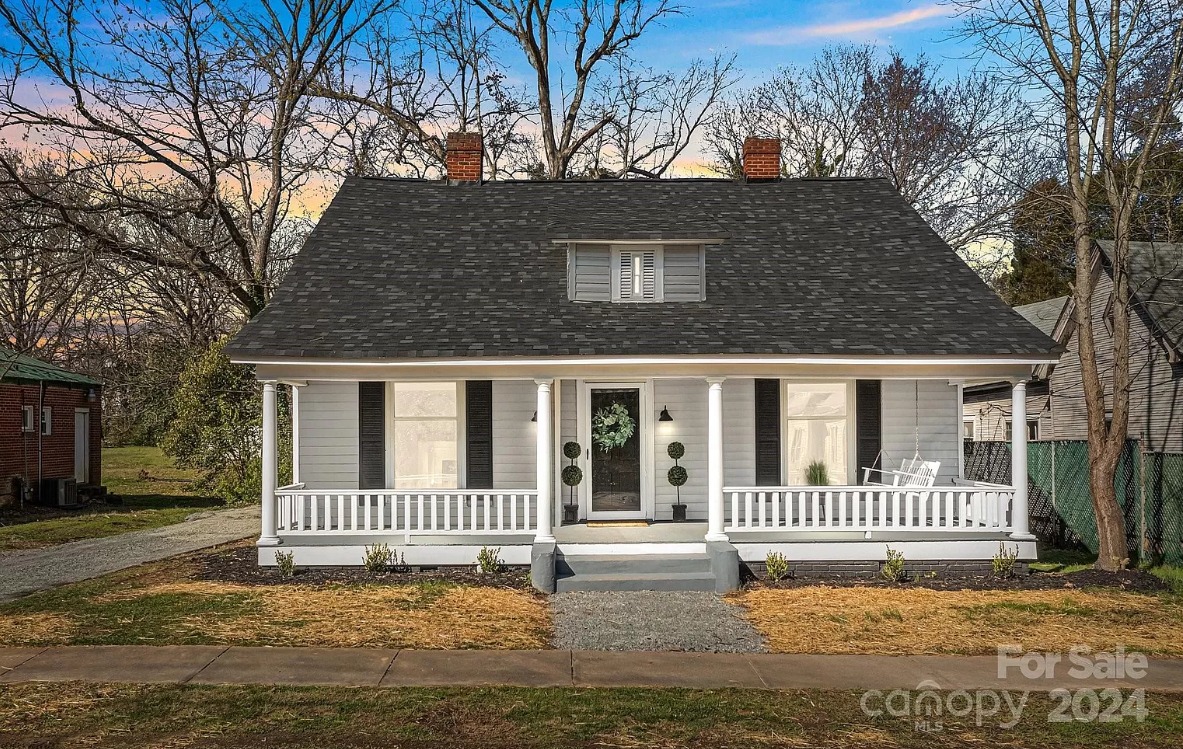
xmin=632 ymin=0 xmax=981 ymax=80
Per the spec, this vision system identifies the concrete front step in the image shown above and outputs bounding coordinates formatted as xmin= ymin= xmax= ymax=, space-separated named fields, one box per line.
xmin=556 ymin=553 xmax=712 ymax=576
xmin=554 ymin=570 xmax=718 ymax=592
xmin=554 ymin=553 xmax=717 ymax=592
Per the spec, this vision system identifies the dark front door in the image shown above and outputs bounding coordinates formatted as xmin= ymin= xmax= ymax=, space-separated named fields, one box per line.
xmin=589 ymin=387 xmax=643 ymax=517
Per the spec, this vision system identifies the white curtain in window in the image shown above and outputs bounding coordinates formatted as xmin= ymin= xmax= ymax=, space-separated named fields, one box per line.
xmin=784 ymin=383 xmax=848 ymax=485
xmin=392 ymin=382 xmax=458 ymax=488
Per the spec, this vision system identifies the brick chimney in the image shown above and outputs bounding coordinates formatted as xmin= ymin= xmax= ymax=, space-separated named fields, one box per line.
xmin=445 ymin=131 xmax=483 ymax=182
xmin=742 ymin=136 xmax=781 ymax=181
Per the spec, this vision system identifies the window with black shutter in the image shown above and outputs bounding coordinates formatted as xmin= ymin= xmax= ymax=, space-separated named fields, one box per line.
xmin=855 ymin=380 xmax=882 ymax=484
xmin=466 ymin=380 xmax=494 ymax=489
xmin=358 ymin=382 xmax=386 ymax=489
xmin=754 ymin=379 xmax=781 ymax=485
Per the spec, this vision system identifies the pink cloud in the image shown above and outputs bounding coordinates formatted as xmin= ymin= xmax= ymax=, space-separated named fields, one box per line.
xmin=743 ymin=4 xmax=950 ymax=45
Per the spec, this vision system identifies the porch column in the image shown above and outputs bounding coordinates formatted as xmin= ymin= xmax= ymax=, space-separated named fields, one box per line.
xmin=1010 ymin=379 xmax=1034 ymax=540
xmin=706 ymin=377 xmax=728 ymax=542
xmin=259 ymin=380 xmax=280 ymax=546
xmin=290 ymin=383 xmax=300 ymax=485
xmin=534 ymin=378 xmax=556 ymax=543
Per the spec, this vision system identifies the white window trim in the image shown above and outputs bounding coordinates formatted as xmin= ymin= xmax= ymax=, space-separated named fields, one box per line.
xmin=21 ymin=405 xmax=35 ymax=433
xmin=383 ymin=381 xmax=465 ymax=490
xmin=609 ymin=244 xmax=664 ymax=303
xmin=41 ymin=406 xmax=52 ymax=436
xmin=780 ymin=379 xmax=856 ymax=485
xmin=963 ymin=415 xmax=977 ymax=440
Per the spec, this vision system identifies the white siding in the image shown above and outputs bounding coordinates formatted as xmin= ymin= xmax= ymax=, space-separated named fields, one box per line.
xmin=650 ymin=378 xmax=755 ymax=520
xmin=297 ymin=381 xmax=359 ymax=489
xmin=569 ymin=244 xmax=611 ymax=301
xmin=881 ymin=379 xmax=961 ymax=483
xmin=492 ymin=380 xmax=537 ymax=489
xmin=662 ymin=245 xmax=705 ymax=301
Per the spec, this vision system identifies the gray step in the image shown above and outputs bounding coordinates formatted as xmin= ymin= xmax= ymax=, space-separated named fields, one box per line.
xmin=556 ymin=553 xmax=712 ymax=576
xmin=554 ymin=571 xmax=718 ymax=592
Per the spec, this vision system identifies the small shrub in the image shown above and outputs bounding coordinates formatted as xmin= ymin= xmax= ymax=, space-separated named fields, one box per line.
xmin=476 ymin=546 xmax=504 ymax=574
xmin=667 ymin=465 xmax=688 ymax=487
xmin=881 ymin=547 xmax=907 ymax=583
xmin=667 ymin=441 xmax=685 ymax=460
xmin=765 ymin=551 xmax=792 ymax=581
xmin=363 ymin=543 xmax=394 ymax=573
xmin=805 ymin=461 xmax=829 ymax=486
xmin=993 ymin=542 xmax=1020 ymax=579
xmin=561 ymin=464 xmax=584 ymax=486
xmin=274 ymin=550 xmax=296 ymax=578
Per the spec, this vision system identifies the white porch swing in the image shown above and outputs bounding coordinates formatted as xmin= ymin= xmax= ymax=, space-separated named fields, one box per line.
xmin=860 ymin=381 xmax=941 ymax=489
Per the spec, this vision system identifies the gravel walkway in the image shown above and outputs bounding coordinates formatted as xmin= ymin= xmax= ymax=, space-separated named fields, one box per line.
xmin=0 ymin=507 xmax=259 ymax=601
xmin=550 ymin=591 xmax=768 ymax=653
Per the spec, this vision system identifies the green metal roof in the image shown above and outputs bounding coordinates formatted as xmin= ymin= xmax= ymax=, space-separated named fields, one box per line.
xmin=0 ymin=348 xmax=100 ymax=386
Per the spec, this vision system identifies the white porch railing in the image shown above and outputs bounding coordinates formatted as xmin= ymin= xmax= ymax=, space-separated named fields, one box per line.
xmin=723 ymin=484 xmax=1014 ymax=533
xmin=275 ymin=485 xmax=538 ymax=535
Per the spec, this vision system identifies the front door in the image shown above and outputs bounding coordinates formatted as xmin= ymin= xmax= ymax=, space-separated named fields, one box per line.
xmin=586 ymin=385 xmax=647 ymax=519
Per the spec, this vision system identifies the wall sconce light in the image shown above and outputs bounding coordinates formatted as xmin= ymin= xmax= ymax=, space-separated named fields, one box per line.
xmin=530 ymin=411 xmax=537 ymax=422
xmin=659 ymin=406 xmax=673 ymax=422
xmin=87 ymin=388 xmax=98 ymax=403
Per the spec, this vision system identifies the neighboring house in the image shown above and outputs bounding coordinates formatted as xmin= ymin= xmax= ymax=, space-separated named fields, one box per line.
xmin=1 ymin=348 xmax=103 ymax=506
xmin=963 ymin=296 xmax=1070 ymax=442
xmin=226 ymin=134 xmax=1060 ymax=592
xmin=966 ymin=241 xmax=1183 ymax=451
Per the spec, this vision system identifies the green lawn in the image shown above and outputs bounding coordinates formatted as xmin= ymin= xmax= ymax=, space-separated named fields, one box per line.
xmin=0 ymin=447 xmax=222 ymax=550
xmin=0 ymin=683 xmax=1180 ymax=748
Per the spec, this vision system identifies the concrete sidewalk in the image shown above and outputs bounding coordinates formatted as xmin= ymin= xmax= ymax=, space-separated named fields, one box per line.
xmin=1 ymin=646 xmax=1180 ymax=691
xmin=0 ymin=507 xmax=259 ymax=601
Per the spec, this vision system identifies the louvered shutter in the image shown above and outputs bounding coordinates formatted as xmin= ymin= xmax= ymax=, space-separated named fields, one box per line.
xmin=754 ymin=379 xmax=781 ymax=485
xmin=855 ymin=380 xmax=882 ymax=484
xmin=358 ymin=382 xmax=385 ymax=489
xmin=465 ymin=380 xmax=494 ymax=489
xmin=616 ymin=249 xmax=658 ymax=301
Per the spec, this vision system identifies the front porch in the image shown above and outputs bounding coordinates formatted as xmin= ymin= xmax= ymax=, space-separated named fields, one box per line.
xmin=252 ymin=367 xmax=1039 ymax=589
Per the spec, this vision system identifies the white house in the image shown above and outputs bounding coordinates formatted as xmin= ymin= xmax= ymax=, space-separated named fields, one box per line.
xmin=226 ymin=134 xmax=1061 ymax=592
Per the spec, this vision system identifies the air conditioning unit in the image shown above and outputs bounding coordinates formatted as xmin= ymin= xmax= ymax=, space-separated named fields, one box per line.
xmin=40 ymin=478 xmax=79 ymax=508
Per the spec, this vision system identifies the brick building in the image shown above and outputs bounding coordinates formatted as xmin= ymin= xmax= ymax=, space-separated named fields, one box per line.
xmin=1 ymin=348 xmax=102 ymax=506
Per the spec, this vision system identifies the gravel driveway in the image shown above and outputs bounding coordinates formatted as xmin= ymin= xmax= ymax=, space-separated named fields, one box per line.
xmin=0 ymin=506 xmax=259 ymax=601
xmin=550 ymin=591 xmax=768 ymax=652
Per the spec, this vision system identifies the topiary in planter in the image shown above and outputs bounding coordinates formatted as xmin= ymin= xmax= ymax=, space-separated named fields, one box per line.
xmin=667 ymin=441 xmax=689 ymax=521
xmin=561 ymin=442 xmax=583 ymax=524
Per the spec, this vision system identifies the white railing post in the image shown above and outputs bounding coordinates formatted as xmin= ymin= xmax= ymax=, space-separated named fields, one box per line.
xmin=706 ymin=377 xmax=728 ymax=542
xmin=259 ymin=381 xmax=280 ymax=546
xmin=534 ymin=378 xmax=556 ymax=543
xmin=1010 ymin=379 xmax=1035 ymax=539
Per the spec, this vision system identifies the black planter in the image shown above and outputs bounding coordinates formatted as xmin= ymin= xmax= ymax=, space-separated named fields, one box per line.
xmin=672 ymin=504 xmax=687 ymax=522
xmin=562 ymin=504 xmax=579 ymax=524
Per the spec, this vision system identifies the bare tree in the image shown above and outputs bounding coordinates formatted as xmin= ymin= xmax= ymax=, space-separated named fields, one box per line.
xmin=473 ymin=0 xmax=686 ymax=179
xmin=705 ymin=45 xmax=1036 ymax=268
xmin=0 ymin=0 xmax=391 ymax=318
xmin=961 ymin=0 xmax=1183 ymax=570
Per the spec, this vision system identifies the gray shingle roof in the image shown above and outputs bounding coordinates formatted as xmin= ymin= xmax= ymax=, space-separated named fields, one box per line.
xmin=226 ymin=177 xmax=1060 ymax=360
xmin=1015 ymin=296 xmax=1070 ymax=339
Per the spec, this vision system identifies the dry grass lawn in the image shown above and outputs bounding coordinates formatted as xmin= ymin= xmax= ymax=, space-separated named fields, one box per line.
xmin=733 ymin=585 xmax=1183 ymax=656
xmin=0 ymin=552 xmax=551 ymax=650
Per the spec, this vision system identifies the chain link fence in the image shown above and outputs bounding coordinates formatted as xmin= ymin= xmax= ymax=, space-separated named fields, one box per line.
xmin=965 ymin=439 xmax=1183 ymax=565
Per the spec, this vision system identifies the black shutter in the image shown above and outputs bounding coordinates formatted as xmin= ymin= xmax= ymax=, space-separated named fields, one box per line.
xmin=466 ymin=380 xmax=494 ymax=489
xmin=754 ymin=379 xmax=781 ymax=485
xmin=358 ymin=382 xmax=385 ymax=489
xmin=855 ymin=380 xmax=882 ymax=484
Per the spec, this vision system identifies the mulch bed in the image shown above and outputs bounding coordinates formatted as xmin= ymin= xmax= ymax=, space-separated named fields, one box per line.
xmin=192 ymin=543 xmax=535 ymax=591
xmin=746 ymin=567 xmax=1168 ymax=594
